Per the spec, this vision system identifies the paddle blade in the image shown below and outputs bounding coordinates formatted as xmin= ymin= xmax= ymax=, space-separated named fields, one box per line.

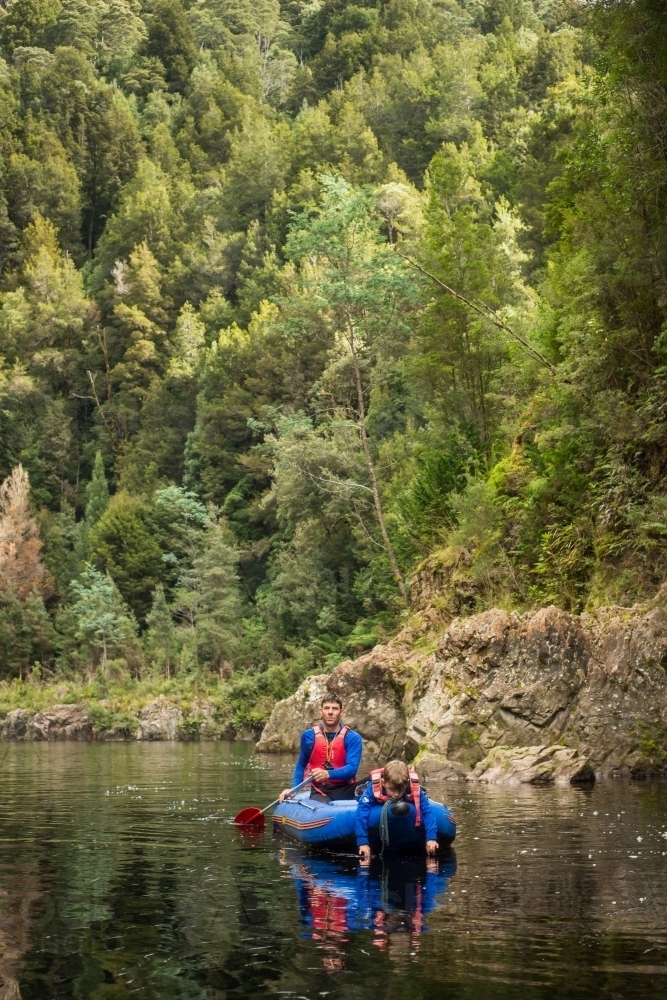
xmin=233 ymin=807 xmax=265 ymax=826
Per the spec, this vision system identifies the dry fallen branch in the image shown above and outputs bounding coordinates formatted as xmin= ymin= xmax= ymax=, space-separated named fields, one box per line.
xmin=395 ymin=251 xmax=556 ymax=373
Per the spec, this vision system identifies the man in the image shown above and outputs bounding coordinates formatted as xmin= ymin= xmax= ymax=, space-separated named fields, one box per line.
xmin=279 ymin=695 xmax=363 ymax=802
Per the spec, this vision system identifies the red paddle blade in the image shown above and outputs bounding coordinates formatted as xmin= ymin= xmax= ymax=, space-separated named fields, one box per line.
xmin=233 ymin=807 xmax=265 ymax=826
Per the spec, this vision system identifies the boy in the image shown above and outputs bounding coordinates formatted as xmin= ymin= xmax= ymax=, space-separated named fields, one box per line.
xmin=355 ymin=759 xmax=439 ymax=863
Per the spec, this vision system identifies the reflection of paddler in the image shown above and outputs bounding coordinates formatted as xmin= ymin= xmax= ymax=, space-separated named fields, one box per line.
xmin=282 ymin=849 xmax=456 ymax=957
xmin=288 ymin=860 xmax=353 ymax=970
xmin=305 ymin=882 xmax=350 ymax=941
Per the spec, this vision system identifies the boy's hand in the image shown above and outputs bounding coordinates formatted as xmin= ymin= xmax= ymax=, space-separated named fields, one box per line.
xmin=426 ymin=840 xmax=439 ymax=855
xmin=279 ymin=788 xmax=292 ymax=802
xmin=358 ymin=845 xmax=371 ymax=865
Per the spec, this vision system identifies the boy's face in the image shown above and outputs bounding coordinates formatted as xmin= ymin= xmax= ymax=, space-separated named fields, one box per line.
xmin=385 ymin=782 xmax=408 ymax=800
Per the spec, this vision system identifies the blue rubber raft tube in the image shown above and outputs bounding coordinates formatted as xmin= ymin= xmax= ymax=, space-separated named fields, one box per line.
xmin=273 ymin=793 xmax=456 ymax=852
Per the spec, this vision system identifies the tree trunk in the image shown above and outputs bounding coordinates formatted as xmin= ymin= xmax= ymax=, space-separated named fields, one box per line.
xmin=349 ymin=331 xmax=408 ymax=604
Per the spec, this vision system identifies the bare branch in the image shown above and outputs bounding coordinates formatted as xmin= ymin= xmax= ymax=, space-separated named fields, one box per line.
xmin=395 ymin=250 xmax=556 ymax=373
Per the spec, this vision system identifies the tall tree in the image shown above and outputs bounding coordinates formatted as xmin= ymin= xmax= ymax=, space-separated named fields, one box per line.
xmin=84 ymin=450 xmax=110 ymax=527
xmin=69 ymin=564 xmax=138 ymax=669
xmin=145 ymin=582 xmax=176 ymax=678
xmin=283 ymin=176 xmax=419 ymax=602
xmin=0 ymin=0 xmax=62 ymax=53
xmin=88 ymin=491 xmax=164 ymax=619
xmin=141 ymin=0 xmax=196 ymax=92
xmin=0 ymin=465 xmax=52 ymax=600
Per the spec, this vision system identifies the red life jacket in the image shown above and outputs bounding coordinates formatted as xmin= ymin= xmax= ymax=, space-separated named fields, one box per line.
xmin=370 ymin=767 xmax=421 ymax=827
xmin=306 ymin=885 xmax=350 ymax=938
xmin=304 ymin=725 xmax=351 ymax=787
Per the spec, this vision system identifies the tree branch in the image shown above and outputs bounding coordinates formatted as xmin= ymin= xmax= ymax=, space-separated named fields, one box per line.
xmin=395 ymin=250 xmax=557 ymax=373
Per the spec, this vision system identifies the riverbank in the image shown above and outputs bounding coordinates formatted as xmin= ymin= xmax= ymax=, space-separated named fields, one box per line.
xmin=258 ymin=596 xmax=667 ymax=782
xmin=0 ymin=668 xmax=294 ymax=741
xmin=5 ymin=594 xmax=667 ymax=780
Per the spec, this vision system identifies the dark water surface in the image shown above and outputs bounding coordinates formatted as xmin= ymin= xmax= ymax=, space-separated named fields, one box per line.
xmin=1 ymin=742 xmax=666 ymax=999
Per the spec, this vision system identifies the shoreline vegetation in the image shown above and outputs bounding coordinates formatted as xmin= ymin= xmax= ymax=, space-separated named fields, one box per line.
xmin=0 ymin=657 xmax=320 ymax=740
xmin=1 ymin=1 xmax=667 ymax=737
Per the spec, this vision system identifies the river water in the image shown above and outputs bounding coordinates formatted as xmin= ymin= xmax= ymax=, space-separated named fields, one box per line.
xmin=0 ymin=742 xmax=666 ymax=999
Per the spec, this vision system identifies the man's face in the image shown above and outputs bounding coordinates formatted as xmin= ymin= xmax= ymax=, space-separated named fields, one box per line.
xmin=320 ymin=701 xmax=342 ymax=728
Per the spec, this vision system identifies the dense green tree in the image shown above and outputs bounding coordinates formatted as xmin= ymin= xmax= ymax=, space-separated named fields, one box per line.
xmin=0 ymin=0 xmax=62 ymax=53
xmin=88 ymin=491 xmax=164 ymax=619
xmin=142 ymin=0 xmax=196 ymax=92
xmin=0 ymin=589 xmax=32 ymax=679
xmin=84 ymin=450 xmax=110 ymax=527
xmin=69 ymin=563 xmax=138 ymax=668
xmin=192 ymin=520 xmax=245 ymax=670
xmin=144 ymin=582 xmax=176 ymax=677
xmin=282 ymin=176 xmax=419 ymax=600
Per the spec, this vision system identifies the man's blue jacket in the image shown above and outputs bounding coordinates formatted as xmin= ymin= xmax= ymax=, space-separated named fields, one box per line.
xmin=292 ymin=726 xmax=363 ymax=785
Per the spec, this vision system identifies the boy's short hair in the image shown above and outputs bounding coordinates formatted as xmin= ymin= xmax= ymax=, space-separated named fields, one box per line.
xmin=383 ymin=760 xmax=409 ymax=788
xmin=321 ymin=694 xmax=343 ymax=708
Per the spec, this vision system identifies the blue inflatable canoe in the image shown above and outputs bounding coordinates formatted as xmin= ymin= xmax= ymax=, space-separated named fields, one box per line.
xmin=273 ymin=793 xmax=456 ymax=852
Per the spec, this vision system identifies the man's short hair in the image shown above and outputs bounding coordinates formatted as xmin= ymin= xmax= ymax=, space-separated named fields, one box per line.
xmin=321 ymin=694 xmax=343 ymax=709
xmin=383 ymin=760 xmax=410 ymax=788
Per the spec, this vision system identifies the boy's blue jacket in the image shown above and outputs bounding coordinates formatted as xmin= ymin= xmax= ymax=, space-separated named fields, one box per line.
xmin=292 ymin=727 xmax=363 ymax=785
xmin=354 ymin=780 xmax=438 ymax=846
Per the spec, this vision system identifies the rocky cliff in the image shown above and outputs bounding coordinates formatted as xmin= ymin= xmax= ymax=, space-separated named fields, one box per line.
xmin=257 ymin=600 xmax=667 ymax=783
xmin=0 ymin=696 xmax=227 ymax=743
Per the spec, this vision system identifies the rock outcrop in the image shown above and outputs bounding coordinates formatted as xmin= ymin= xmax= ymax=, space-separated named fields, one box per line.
xmin=0 ymin=698 xmax=223 ymax=742
xmin=256 ymin=609 xmax=445 ymax=760
xmin=2 ymin=704 xmax=92 ymax=741
xmin=258 ymin=600 xmax=667 ymax=779
xmin=4 ymin=598 xmax=667 ymax=776
xmin=255 ymin=675 xmax=330 ymax=752
xmin=467 ymin=744 xmax=595 ymax=785
xmin=135 ymin=696 xmax=183 ymax=740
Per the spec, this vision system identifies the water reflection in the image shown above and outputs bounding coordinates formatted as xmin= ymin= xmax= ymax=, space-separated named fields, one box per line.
xmin=0 ymin=742 xmax=666 ymax=999
xmin=281 ymin=849 xmax=456 ymax=968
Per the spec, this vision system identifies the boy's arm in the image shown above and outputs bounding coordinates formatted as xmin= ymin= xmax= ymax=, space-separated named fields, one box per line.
xmin=292 ymin=729 xmax=314 ymax=785
xmin=354 ymin=783 xmax=374 ymax=845
xmin=326 ymin=729 xmax=363 ymax=782
xmin=420 ymin=788 xmax=439 ymax=841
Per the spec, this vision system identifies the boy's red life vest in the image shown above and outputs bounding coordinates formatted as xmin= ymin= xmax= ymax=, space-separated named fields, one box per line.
xmin=304 ymin=724 xmax=352 ymax=787
xmin=369 ymin=767 xmax=421 ymax=827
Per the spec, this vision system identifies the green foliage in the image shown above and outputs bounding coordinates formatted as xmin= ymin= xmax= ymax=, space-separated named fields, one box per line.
xmin=1 ymin=0 xmax=667 ymax=715
xmin=84 ymin=450 xmax=109 ymax=527
xmin=142 ymin=0 xmax=195 ymax=93
xmin=0 ymin=589 xmax=32 ymax=679
xmin=144 ymin=582 xmax=176 ymax=678
xmin=88 ymin=492 xmax=164 ymax=619
xmin=68 ymin=564 xmax=138 ymax=667
xmin=0 ymin=0 xmax=62 ymax=53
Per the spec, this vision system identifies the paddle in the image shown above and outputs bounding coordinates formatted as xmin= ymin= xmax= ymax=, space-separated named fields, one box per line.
xmin=233 ymin=776 xmax=313 ymax=827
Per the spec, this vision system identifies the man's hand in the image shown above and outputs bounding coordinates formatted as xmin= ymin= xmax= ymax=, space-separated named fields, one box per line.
xmin=426 ymin=839 xmax=439 ymax=855
xmin=309 ymin=767 xmax=329 ymax=782
xmin=279 ymin=788 xmax=292 ymax=802
xmin=358 ymin=844 xmax=371 ymax=865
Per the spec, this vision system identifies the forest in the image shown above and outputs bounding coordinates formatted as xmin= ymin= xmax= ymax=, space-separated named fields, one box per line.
xmin=0 ymin=0 xmax=665 ymax=731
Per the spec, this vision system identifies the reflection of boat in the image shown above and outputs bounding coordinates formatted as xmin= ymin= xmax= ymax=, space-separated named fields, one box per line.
xmin=281 ymin=849 xmax=456 ymax=955
xmin=273 ymin=793 xmax=456 ymax=851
